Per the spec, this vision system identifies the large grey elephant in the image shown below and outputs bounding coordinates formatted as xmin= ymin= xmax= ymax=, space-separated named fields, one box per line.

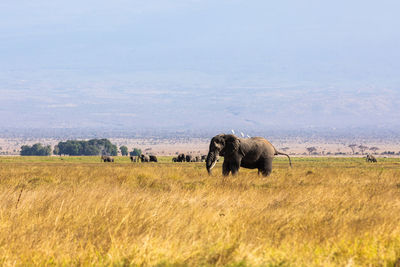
xmin=206 ymin=134 xmax=292 ymax=176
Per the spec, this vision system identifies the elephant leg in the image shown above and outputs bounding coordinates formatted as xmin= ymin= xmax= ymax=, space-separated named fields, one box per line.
xmin=231 ymin=168 xmax=239 ymax=176
xmin=261 ymin=159 xmax=273 ymax=177
xmin=230 ymin=161 xmax=240 ymax=176
xmin=222 ymin=160 xmax=231 ymax=176
xmin=261 ymin=169 xmax=271 ymax=176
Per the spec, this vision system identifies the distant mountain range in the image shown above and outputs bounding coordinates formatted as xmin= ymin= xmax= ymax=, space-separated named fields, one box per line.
xmin=1 ymin=69 xmax=400 ymax=136
xmin=1 ymin=1 xmax=400 ymax=137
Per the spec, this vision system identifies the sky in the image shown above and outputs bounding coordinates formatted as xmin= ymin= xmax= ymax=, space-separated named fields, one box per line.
xmin=1 ymin=0 xmax=400 ymax=133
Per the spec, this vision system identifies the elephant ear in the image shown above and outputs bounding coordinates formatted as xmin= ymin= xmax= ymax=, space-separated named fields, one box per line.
xmin=223 ymin=135 xmax=240 ymax=155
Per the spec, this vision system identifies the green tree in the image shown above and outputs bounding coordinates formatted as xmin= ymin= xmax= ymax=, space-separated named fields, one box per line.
xmin=53 ymin=145 xmax=60 ymax=155
xmin=130 ymin=148 xmax=142 ymax=156
xmin=120 ymin=146 xmax=128 ymax=156
xmin=55 ymin=139 xmax=118 ymax=156
xmin=369 ymin=146 xmax=379 ymax=154
xmin=20 ymin=145 xmax=32 ymax=155
xmin=348 ymin=144 xmax=357 ymax=155
xmin=20 ymin=143 xmax=51 ymax=156
xmin=306 ymin=147 xmax=317 ymax=155
xmin=358 ymin=145 xmax=368 ymax=155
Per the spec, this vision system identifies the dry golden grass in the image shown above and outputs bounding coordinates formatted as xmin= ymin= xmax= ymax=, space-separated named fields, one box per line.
xmin=1 ymin=157 xmax=400 ymax=266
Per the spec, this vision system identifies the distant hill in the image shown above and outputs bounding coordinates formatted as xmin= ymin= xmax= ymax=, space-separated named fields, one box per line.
xmin=1 ymin=69 xmax=400 ymax=133
xmin=1 ymin=1 xmax=400 ymax=134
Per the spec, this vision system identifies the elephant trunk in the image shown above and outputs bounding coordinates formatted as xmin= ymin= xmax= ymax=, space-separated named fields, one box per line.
xmin=206 ymin=151 xmax=218 ymax=175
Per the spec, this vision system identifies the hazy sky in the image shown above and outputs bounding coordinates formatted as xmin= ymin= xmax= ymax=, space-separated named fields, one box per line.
xmin=1 ymin=0 xmax=400 ymax=132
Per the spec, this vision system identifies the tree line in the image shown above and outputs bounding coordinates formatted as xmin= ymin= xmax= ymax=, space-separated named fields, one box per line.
xmin=20 ymin=139 xmax=142 ymax=156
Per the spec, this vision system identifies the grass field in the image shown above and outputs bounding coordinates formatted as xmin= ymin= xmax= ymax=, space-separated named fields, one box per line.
xmin=1 ymin=156 xmax=400 ymax=266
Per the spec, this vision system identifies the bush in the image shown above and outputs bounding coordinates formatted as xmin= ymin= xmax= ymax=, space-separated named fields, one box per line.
xmin=20 ymin=143 xmax=52 ymax=156
xmin=54 ymin=139 xmax=117 ymax=156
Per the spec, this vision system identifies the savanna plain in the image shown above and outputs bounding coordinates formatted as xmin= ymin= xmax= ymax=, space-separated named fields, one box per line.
xmin=1 ymin=156 xmax=400 ymax=266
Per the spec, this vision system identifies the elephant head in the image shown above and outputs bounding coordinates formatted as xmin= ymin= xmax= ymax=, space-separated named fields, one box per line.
xmin=206 ymin=134 xmax=240 ymax=174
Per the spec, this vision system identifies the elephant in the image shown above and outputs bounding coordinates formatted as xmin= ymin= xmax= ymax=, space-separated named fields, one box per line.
xmin=140 ymin=154 xmax=150 ymax=162
xmin=194 ymin=156 xmax=201 ymax=162
xmin=177 ymin=153 xmax=186 ymax=162
xmin=206 ymin=134 xmax=292 ymax=176
xmin=185 ymin=154 xmax=193 ymax=162
xmin=149 ymin=155 xmax=158 ymax=162
xmin=366 ymin=154 xmax=377 ymax=163
xmin=101 ymin=155 xmax=114 ymax=162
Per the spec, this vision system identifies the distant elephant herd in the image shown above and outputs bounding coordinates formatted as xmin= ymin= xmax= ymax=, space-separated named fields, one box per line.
xmin=127 ymin=154 xmax=158 ymax=162
xmin=101 ymin=154 xmax=158 ymax=163
xmin=102 ymin=153 xmax=206 ymax=163
xmin=101 ymin=133 xmax=380 ymax=177
xmin=172 ymin=153 xmax=207 ymax=162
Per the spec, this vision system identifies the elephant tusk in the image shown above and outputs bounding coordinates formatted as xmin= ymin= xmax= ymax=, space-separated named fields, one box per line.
xmin=210 ymin=161 xmax=217 ymax=170
xmin=209 ymin=155 xmax=219 ymax=170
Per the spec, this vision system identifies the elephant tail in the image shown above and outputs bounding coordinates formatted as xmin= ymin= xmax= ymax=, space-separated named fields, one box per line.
xmin=275 ymin=151 xmax=292 ymax=168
